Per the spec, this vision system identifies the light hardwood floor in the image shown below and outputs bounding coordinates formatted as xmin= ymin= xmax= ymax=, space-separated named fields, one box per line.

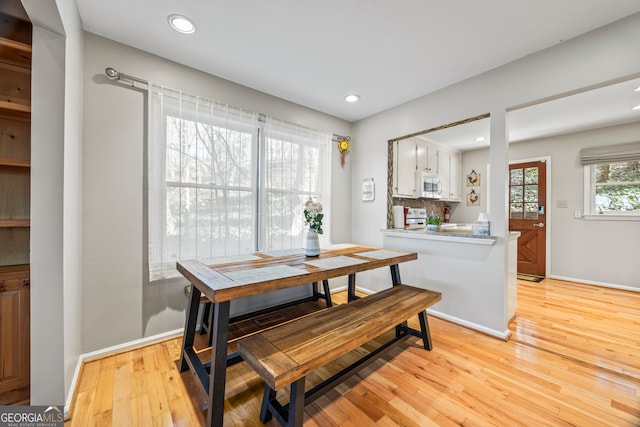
xmin=66 ymin=279 xmax=640 ymax=426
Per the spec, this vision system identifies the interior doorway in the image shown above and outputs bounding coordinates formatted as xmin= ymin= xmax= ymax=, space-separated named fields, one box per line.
xmin=509 ymin=160 xmax=547 ymax=277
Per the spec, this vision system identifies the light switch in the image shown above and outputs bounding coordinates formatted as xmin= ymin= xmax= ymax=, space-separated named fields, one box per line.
xmin=574 ymin=210 xmax=582 ymax=219
xmin=557 ymin=200 xmax=568 ymax=208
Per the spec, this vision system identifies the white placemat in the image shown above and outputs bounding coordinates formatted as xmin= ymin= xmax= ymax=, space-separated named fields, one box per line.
xmin=200 ymin=254 xmax=262 ymax=266
xmin=258 ymin=248 xmax=305 ymax=257
xmin=324 ymin=243 xmax=358 ymax=250
xmin=303 ymin=255 xmax=368 ymax=270
xmin=222 ymin=265 xmax=304 ymax=285
xmin=355 ymin=249 xmax=408 ymax=260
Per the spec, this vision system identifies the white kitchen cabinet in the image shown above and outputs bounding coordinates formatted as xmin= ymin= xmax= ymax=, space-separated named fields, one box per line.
xmin=416 ymin=140 xmax=438 ymax=174
xmin=393 ymin=137 xmax=461 ymax=201
xmin=448 ymin=151 xmax=462 ymax=201
xmin=393 ymin=138 xmax=417 ymax=198
xmin=438 ymin=148 xmax=450 ymax=200
xmin=437 ymin=148 xmax=462 ymax=202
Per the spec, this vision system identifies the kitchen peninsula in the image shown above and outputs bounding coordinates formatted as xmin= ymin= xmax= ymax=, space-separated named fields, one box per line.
xmin=384 ymin=115 xmax=519 ymax=340
xmin=382 ymin=226 xmax=519 ymax=340
xmin=384 ymin=225 xmax=497 ymax=245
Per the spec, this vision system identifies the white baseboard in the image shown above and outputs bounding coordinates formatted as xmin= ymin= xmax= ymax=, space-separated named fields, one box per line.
xmin=64 ymin=328 xmax=183 ymax=419
xmin=331 ymin=285 xmax=376 ymax=296
xmin=334 ymin=286 xmax=510 ymax=340
xmin=549 ymin=275 xmax=640 ymax=293
xmin=426 ymin=309 xmax=511 ymax=341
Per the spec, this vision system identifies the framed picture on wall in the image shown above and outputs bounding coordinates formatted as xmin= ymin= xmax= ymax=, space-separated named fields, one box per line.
xmin=362 ymin=178 xmax=375 ymax=201
xmin=466 ymin=170 xmax=480 ymax=187
xmin=467 ymin=189 xmax=480 ymax=206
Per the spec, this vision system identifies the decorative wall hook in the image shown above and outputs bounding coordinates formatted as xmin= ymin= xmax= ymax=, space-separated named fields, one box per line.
xmin=338 ymin=137 xmax=351 ymax=166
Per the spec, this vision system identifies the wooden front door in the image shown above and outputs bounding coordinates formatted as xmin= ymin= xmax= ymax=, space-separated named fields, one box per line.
xmin=509 ymin=161 xmax=546 ymax=277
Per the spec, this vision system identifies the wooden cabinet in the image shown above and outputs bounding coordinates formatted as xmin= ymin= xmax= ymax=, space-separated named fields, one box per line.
xmin=0 ymin=10 xmax=31 ymax=405
xmin=0 ymin=266 xmax=29 ymax=405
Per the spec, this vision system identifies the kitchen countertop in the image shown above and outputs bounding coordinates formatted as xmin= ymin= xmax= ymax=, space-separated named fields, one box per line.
xmin=382 ymin=226 xmax=499 ymax=245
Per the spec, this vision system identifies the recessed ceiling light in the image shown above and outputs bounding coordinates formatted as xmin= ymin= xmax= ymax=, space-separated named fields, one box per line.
xmin=634 ymin=86 xmax=640 ymax=92
xmin=345 ymin=94 xmax=360 ymax=103
xmin=632 ymin=104 xmax=640 ymax=111
xmin=475 ymin=136 xmax=486 ymax=142
xmin=168 ymin=14 xmax=196 ymax=34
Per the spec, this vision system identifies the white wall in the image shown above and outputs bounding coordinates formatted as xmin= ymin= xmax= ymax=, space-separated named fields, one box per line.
xmin=81 ymin=33 xmax=353 ymax=352
xmin=24 ymin=0 xmax=84 ymax=408
xmin=350 ymin=14 xmax=640 ymax=331
xmin=29 ymin=23 xmax=65 ymax=407
xmin=57 ymin=0 xmax=84 ymax=405
xmin=513 ymin=123 xmax=640 ymax=288
xmin=460 ymin=121 xmax=640 ymax=289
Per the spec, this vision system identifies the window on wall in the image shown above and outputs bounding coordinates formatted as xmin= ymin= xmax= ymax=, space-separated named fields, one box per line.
xmin=581 ymin=142 xmax=640 ymax=218
xmin=148 ymin=88 xmax=331 ymax=279
xmin=510 ymin=166 xmax=540 ymax=219
xmin=261 ymin=119 xmax=330 ymax=251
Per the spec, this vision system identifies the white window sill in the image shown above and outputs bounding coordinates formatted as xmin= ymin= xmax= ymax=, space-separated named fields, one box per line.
xmin=149 ymin=269 xmax=187 ymax=284
xmin=583 ymin=214 xmax=640 ymax=221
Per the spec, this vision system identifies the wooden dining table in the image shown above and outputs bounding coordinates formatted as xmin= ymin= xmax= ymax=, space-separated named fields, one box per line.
xmin=176 ymin=244 xmax=417 ymax=427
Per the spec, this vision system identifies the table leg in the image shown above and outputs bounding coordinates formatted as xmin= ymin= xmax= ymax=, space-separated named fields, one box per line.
xmin=390 ymin=264 xmax=407 ymax=335
xmin=180 ymin=284 xmax=201 ymax=372
xmin=322 ymin=280 xmax=333 ymax=307
xmin=390 ymin=264 xmax=402 ymax=286
xmin=207 ymin=301 xmax=231 ymax=427
xmin=347 ymin=274 xmax=356 ymax=302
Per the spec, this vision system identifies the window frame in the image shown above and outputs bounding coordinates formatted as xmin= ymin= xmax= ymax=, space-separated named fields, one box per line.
xmin=148 ymin=91 xmax=332 ymax=281
xmin=583 ymin=162 xmax=640 ymax=221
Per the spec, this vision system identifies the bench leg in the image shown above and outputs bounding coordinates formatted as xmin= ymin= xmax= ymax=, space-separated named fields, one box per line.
xmin=260 ymin=386 xmax=276 ymax=423
xmin=418 ymin=310 xmax=433 ymax=350
xmin=288 ymin=378 xmax=305 ymax=427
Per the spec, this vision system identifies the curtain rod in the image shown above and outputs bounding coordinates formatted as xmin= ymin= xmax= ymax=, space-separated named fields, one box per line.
xmin=105 ymin=67 xmax=149 ymax=86
xmin=104 ymin=67 xmax=351 ymax=141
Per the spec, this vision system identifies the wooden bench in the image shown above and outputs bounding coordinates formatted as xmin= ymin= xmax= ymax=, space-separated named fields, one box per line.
xmin=185 ymin=281 xmax=332 ymax=346
xmin=237 ymin=284 xmax=442 ymax=427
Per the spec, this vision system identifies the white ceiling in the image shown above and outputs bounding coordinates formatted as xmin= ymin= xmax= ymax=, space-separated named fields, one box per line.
xmin=76 ymin=0 xmax=640 ymax=125
xmin=415 ymin=76 xmax=640 ymax=150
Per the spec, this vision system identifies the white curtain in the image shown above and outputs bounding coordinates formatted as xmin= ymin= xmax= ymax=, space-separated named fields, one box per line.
xmin=260 ymin=117 xmax=332 ymax=251
xmin=148 ymin=86 xmax=332 ymax=280
xmin=148 ymin=85 xmax=259 ymax=279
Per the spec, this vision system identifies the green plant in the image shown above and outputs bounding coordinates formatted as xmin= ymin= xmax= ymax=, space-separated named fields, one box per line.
xmin=427 ymin=215 xmax=441 ymax=225
xmin=303 ymin=198 xmax=324 ymax=234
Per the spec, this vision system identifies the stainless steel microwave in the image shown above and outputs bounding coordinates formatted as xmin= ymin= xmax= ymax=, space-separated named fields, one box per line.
xmin=416 ymin=170 xmax=441 ymax=199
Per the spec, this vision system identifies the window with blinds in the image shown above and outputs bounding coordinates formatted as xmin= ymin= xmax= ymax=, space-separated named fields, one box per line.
xmin=581 ymin=142 xmax=640 ymax=218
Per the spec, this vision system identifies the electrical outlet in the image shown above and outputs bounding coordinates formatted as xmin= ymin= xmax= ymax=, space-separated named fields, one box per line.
xmin=574 ymin=210 xmax=582 ymax=219
xmin=557 ymin=200 xmax=568 ymax=208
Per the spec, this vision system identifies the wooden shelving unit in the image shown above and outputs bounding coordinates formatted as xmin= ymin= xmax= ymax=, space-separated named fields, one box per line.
xmin=0 ymin=8 xmax=32 ymax=406
xmin=0 ymin=37 xmax=31 ymax=68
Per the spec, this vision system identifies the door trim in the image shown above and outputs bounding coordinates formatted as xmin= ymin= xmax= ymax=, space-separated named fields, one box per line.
xmin=509 ymin=156 xmax=551 ymax=277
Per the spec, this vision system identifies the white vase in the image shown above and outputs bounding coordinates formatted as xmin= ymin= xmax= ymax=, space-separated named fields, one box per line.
xmin=305 ymin=229 xmax=320 ymax=257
